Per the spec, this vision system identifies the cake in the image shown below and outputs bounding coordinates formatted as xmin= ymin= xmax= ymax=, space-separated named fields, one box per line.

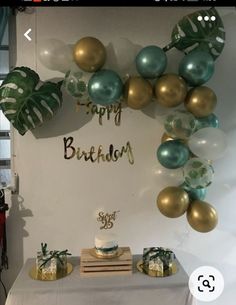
xmin=36 ymin=243 xmax=70 ymax=278
xmin=95 ymin=233 xmax=118 ymax=257
xmin=142 ymin=247 xmax=176 ymax=277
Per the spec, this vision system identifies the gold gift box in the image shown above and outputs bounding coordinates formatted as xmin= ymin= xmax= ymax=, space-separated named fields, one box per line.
xmin=140 ymin=247 xmax=178 ymax=277
xmin=143 ymin=261 xmax=177 ymax=277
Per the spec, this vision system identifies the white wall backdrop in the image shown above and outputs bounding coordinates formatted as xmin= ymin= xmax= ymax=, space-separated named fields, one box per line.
xmin=2 ymin=7 xmax=236 ymax=305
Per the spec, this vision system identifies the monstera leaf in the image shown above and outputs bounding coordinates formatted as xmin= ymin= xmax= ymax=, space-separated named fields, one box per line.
xmin=166 ymin=8 xmax=225 ymax=60
xmin=0 ymin=67 xmax=63 ymax=135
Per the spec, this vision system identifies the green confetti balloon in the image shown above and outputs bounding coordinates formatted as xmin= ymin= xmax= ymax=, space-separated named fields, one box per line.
xmin=63 ymin=69 xmax=90 ymax=101
xmin=164 ymin=110 xmax=197 ymax=140
xmin=183 ymin=157 xmax=214 ymax=189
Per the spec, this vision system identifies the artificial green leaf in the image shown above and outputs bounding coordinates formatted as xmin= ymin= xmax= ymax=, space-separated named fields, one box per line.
xmin=0 ymin=67 xmax=63 ymax=135
xmin=170 ymin=7 xmax=225 ymax=60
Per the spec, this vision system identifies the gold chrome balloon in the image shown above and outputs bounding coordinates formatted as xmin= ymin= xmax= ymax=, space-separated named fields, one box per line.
xmin=161 ymin=133 xmax=175 ymax=143
xmin=185 ymin=86 xmax=217 ymax=118
xmin=187 ymin=200 xmax=218 ymax=233
xmin=161 ymin=132 xmax=188 ymax=145
xmin=157 ymin=186 xmax=189 ymax=218
xmin=155 ymin=74 xmax=187 ymax=107
xmin=124 ymin=76 xmax=153 ymax=109
xmin=73 ymin=37 xmax=106 ymax=72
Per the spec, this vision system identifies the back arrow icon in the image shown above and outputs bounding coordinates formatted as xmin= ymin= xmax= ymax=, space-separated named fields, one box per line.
xmin=24 ymin=29 xmax=32 ymax=41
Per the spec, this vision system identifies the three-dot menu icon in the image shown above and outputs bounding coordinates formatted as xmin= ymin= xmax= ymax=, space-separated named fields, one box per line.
xmin=198 ymin=15 xmax=216 ymax=21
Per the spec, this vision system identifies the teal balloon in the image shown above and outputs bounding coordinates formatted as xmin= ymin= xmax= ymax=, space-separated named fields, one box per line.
xmin=135 ymin=46 xmax=167 ymax=79
xmin=157 ymin=140 xmax=190 ymax=169
xmin=180 ymin=182 xmax=206 ymax=201
xmin=195 ymin=113 xmax=219 ymax=131
xmin=179 ymin=50 xmax=214 ymax=86
xmin=88 ymin=69 xmax=123 ymax=106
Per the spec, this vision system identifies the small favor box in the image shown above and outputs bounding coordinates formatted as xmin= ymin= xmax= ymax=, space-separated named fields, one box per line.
xmin=36 ymin=243 xmax=70 ymax=277
xmin=143 ymin=247 xmax=176 ymax=277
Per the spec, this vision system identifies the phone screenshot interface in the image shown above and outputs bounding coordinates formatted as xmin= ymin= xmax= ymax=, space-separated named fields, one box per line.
xmin=0 ymin=2 xmax=235 ymax=305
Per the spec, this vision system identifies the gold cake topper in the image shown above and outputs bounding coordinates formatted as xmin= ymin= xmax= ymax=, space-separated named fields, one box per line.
xmin=97 ymin=210 xmax=120 ymax=230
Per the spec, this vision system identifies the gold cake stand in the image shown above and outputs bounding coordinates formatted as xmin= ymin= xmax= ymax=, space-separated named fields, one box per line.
xmin=137 ymin=260 xmax=178 ymax=277
xmin=29 ymin=263 xmax=73 ymax=281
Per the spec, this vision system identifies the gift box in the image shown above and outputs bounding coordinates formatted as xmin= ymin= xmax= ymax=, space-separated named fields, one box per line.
xmin=142 ymin=247 xmax=176 ymax=277
xmin=36 ymin=243 xmax=70 ymax=277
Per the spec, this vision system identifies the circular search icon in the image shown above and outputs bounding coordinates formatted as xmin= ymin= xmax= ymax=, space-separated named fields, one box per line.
xmin=189 ymin=266 xmax=224 ymax=302
xmin=203 ymin=279 xmax=211 ymax=288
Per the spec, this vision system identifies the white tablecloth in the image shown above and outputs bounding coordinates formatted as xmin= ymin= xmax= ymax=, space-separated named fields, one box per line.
xmin=6 ymin=256 xmax=194 ymax=305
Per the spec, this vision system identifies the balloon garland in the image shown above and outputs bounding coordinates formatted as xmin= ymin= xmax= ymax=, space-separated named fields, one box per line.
xmin=0 ymin=7 xmax=227 ymax=232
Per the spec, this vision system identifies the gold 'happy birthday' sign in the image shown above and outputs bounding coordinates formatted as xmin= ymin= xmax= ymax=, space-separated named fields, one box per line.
xmin=77 ymin=101 xmax=122 ymax=126
xmin=63 ymin=137 xmax=134 ymax=165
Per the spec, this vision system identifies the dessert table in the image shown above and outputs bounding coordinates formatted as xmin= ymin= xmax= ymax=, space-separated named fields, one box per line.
xmin=5 ymin=256 xmax=195 ymax=305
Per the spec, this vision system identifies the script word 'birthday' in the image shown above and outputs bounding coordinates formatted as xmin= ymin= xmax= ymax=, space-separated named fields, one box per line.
xmin=63 ymin=137 xmax=134 ymax=165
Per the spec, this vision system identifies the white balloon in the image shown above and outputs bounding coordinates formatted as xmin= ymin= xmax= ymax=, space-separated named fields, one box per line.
xmin=38 ymin=39 xmax=73 ymax=73
xmin=105 ymin=38 xmax=141 ymax=75
xmin=152 ymin=164 xmax=184 ymax=187
xmin=189 ymin=127 xmax=228 ymax=160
